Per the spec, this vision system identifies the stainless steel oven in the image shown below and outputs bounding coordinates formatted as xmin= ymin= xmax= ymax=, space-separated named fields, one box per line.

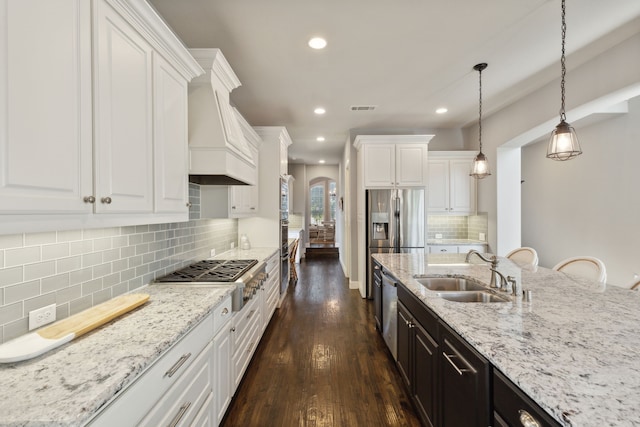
xmin=280 ymin=177 xmax=289 ymax=294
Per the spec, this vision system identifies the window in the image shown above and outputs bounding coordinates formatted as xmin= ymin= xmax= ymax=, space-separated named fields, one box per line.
xmin=310 ymin=184 xmax=324 ymax=225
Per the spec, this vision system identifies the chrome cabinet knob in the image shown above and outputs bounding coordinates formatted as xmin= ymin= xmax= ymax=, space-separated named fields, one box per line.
xmin=83 ymin=196 xmax=95 ymax=204
xmin=186 ymin=202 xmax=192 ymax=208
xmin=101 ymin=197 xmax=112 ymax=204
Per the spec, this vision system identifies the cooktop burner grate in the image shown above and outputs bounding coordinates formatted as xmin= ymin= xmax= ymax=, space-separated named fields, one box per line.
xmin=156 ymin=259 xmax=258 ymax=283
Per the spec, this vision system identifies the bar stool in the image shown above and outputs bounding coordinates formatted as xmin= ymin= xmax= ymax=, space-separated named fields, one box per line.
xmin=552 ymin=256 xmax=607 ymax=285
xmin=505 ymin=247 xmax=538 ymax=267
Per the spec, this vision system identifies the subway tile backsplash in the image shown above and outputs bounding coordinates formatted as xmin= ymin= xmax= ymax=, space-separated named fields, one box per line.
xmin=0 ymin=215 xmax=238 ymax=345
xmin=427 ymin=213 xmax=488 ymax=241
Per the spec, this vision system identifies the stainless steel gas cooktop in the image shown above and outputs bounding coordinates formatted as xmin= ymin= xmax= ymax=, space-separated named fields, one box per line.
xmin=155 ymin=259 xmax=258 ymax=283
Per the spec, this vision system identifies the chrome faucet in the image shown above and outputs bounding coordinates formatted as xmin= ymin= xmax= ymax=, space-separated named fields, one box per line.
xmin=465 ymin=250 xmax=502 ymax=289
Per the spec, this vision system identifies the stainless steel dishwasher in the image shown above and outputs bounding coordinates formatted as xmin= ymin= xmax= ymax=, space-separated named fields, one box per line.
xmin=381 ymin=270 xmax=398 ymax=360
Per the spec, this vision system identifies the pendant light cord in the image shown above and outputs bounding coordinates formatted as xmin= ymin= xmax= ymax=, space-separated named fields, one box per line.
xmin=478 ymin=66 xmax=483 ymax=153
xmin=560 ymin=0 xmax=567 ymax=121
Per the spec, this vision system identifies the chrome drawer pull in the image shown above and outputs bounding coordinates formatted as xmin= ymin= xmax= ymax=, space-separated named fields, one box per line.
xmin=442 ymin=352 xmax=469 ymax=376
xmin=221 ymin=307 xmax=229 ymax=315
xmin=167 ymin=401 xmax=191 ymax=427
xmin=247 ymin=309 xmax=256 ymax=319
xmin=165 ymin=353 xmax=191 ymax=378
xmin=518 ymin=410 xmax=541 ymax=427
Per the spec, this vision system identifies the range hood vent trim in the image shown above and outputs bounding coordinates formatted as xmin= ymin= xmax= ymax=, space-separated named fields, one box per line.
xmin=187 ymin=48 xmax=256 ymax=186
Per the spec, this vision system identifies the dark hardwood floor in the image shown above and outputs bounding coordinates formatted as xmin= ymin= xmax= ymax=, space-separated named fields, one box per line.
xmin=221 ymin=258 xmax=422 ymax=427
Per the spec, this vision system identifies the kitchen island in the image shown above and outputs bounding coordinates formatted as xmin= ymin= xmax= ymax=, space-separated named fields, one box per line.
xmin=373 ymin=252 xmax=640 ymax=426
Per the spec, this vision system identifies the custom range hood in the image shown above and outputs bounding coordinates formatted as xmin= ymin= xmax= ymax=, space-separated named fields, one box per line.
xmin=188 ymin=49 xmax=256 ymax=186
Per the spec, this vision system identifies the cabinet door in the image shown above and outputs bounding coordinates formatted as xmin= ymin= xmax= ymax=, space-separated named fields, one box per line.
xmin=0 ymin=0 xmax=93 ymax=214
xmin=213 ymin=327 xmax=232 ymax=424
xmin=440 ymin=327 xmax=490 ymax=427
xmin=395 ymin=144 xmax=427 ymax=186
xmin=427 ymin=160 xmax=449 ymax=213
xmin=229 ymin=185 xmax=258 ymax=217
xmin=414 ymin=322 xmax=438 ymax=427
xmin=396 ymin=302 xmax=412 ymax=389
xmin=449 ymin=160 xmax=475 ymax=213
xmin=363 ymin=144 xmax=395 ymax=187
xmin=153 ymin=54 xmax=189 ymax=214
xmin=94 ymin=0 xmax=154 ymax=213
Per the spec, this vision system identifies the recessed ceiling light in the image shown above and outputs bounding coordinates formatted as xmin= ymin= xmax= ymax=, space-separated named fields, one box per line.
xmin=314 ymin=107 xmax=326 ymax=115
xmin=316 ymin=136 xmax=325 ymax=142
xmin=308 ymin=37 xmax=327 ymax=49
xmin=319 ymin=160 xmax=326 ymax=164
xmin=436 ymin=107 xmax=448 ymax=114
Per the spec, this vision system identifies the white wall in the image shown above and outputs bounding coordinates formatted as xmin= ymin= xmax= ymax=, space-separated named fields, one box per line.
xmin=522 ymin=95 xmax=640 ymax=287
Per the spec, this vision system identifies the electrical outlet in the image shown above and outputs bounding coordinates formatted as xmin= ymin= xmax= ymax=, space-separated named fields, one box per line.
xmin=435 ymin=233 xmax=443 ymax=239
xmin=479 ymin=232 xmax=486 ymax=241
xmin=29 ymin=304 xmax=56 ymax=330
xmin=230 ymin=242 xmax=235 ymax=249
xmin=210 ymin=249 xmax=216 ymax=257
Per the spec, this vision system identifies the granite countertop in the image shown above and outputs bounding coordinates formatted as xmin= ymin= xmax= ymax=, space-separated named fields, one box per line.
xmin=0 ymin=285 xmax=235 ymax=427
xmin=373 ymin=252 xmax=640 ymax=426
xmin=427 ymin=239 xmax=487 ymax=245
xmin=215 ymin=247 xmax=278 ymax=262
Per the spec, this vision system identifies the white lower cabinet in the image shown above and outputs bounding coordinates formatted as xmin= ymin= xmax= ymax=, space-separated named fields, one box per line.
xmin=262 ymin=252 xmax=280 ymax=331
xmin=212 ymin=324 xmax=232 ymax=424
xmin=231 ymin=296 xmax=262 ymax=389
xmin=86 ymin=306 xmax=216 ymax=427
xmin=192 ymin=394 xmax=215 ymax=427
xmin=139 ymin=342 xmax=213 ymax=427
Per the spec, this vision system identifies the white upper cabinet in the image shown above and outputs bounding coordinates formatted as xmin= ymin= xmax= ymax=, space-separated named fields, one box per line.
xmin=353 ymin=135 xmax=434 ymax=188
xmin=0 ymin=0 xmax=202 ymax=234
xmin=153 ymin=54 xmax=189 ymax=214
xmin=0 ymin=0 xmax=93 ymax=214
xmin=428 ymin=152 xmax=477 ymax=214
xmin=94 ymin=0 xmax=154 ymax=213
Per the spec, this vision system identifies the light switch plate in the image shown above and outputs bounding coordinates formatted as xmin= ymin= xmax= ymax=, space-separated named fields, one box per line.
xmin=435 ymin=233 xmax=443 ymax=239
xmin=479 ymin=233 xmax=486 ymax=241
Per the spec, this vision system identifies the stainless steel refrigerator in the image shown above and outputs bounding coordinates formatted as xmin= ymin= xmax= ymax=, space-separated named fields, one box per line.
xmin=366 ymin=188 xmax=425 ymax=298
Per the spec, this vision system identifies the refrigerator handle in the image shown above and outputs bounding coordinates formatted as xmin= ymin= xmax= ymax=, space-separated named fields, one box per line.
xmin=393 ymin=190 xmax=401 ymax=250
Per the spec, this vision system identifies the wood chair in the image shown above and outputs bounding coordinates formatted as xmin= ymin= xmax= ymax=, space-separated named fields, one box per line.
xmin=505 ymin=247 xmax=538 ymax=267
xmin=552 ymin=256 xmax=607 ymax=285
xmin=289 ymin=239 xmax=299 ymax=284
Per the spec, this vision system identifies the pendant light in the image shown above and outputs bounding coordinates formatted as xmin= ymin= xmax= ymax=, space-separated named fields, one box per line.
xmin=470 ymin=63 xmax=491 ymax=179
xmin=547 ymin=0 xmax=582 ymax=161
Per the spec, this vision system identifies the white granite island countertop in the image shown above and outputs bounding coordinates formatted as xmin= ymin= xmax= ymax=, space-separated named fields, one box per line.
xmin=0 ymin=285 xmax=235 ymax=427
xmin=373 ymin=252 xmax=640 ymax=427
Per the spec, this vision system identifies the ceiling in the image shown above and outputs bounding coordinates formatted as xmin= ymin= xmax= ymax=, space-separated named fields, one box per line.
xmin=148 ymin=0 xmax=640 ymax=165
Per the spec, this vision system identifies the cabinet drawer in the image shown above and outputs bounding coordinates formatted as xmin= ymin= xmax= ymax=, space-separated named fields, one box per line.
xmin=232 ymin=310 xmax=263 ymax=388
xmin=87 ymin=313 xmax=213 ymax=426
xmin=493 ymin=369 xmax=561 ymax=427
xmin=212 ymin=295 xmax=232 ymax=336
xmin=140 ymin=342 xmax=213 ymax=427
xmin=428 ymin=245 xmax=459 ymax=254
xmin=232 ymin=297 xmax=261 ymax=352
xmin=191 ymin=393 xmax=214 ymax=427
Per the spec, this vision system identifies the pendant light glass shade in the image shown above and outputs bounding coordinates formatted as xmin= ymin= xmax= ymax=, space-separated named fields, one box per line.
xmin=547 ymin=120 xmax=581 ymax=160
xmin=471 ymin=151 xmax=491 ymax=177
xmin=470 ymin=63 xmax=491 ymax=179
xmin=547 ymin=0 xmax=582 ymax=161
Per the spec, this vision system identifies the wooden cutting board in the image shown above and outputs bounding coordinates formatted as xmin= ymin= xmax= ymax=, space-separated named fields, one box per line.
xmin=0 ymin=293 xmax=149 ymax=363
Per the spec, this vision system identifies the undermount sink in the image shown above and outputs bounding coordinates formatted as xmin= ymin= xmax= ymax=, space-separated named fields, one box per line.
xmin=436 ymin=291 xmax=510 ymax=303
xmin=414 ymin=276 xmax=487 ymax=292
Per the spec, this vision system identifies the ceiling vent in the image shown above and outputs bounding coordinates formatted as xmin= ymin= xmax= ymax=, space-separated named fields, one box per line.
xmin=350 ymin=105 xmax=377 ymax=111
